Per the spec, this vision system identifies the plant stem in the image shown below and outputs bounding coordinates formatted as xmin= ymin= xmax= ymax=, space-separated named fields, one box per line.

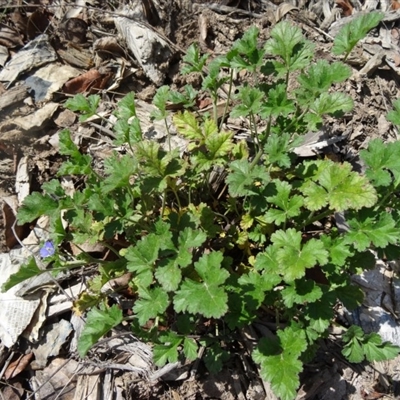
xmin=249 ymin=148 xmax=264 ymax=170
xmin=212 ymin=92 xmax=219 ymax=126
xmin=300 ymin=208 xmax=332 ymax=229
xmin=170 ymin=185 xmax=182 ymax=211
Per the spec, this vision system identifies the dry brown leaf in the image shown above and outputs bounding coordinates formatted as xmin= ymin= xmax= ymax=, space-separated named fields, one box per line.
xmin=198 ymin=13 xmax=208 ymax=42
xmin=336 ymin=0 xmax=353 ymax=16
xmin=391 ymin=0 xmax=400 ymax=9
xmin=275 ymin=3 xmax=299 ymax=23
xmin=392 ymin=52 xmax=400 ymax=67
xmin=0 ymin=381 xmax=24 ymax=400
xmin=4 ymin=353 xmax=33 ymax=380
xmin=94 ymin=37 xmax=125 ymax=57
xmin=61 ymin=18 xmax=88 ymax=44
xmin=63 ymin=68 xmax=113 ymax=94
xmin=0 ymin=23 xmax=24 ymax=48
xmin=26 ymin=8 xmax=52 ymax=40
xmin=2 ymin=197 xmax=27 ymax=250
xmin=198 ymin=97 xmax=212 ymax=109
xmin=9 ymin=11 xmax=27 ymax=36
xmin=141 ymin=0 xmax=161 ymax=26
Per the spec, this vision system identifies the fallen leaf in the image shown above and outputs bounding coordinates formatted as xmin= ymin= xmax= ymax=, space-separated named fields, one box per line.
xmin=26 ymin=8 xmax=52 ymax=40
xmin=61 ymin=18 xmax=88 ymax=44
xmin=63 ymin=68 xmax=113 ymax=94
xmin=392 ymin=0 xmax=400 ymax=9
xmin=0 ymin=23 xmax=24 ymax=48
xmin=198 ymin=97 xmax=212 ymax=109
xmin=4 ymin=353 xmax=33 ymax=380
xmin=0 ymin=381 xmax=24 ymax=399
xmin=336 ymin=0 xmax=353 ymax=16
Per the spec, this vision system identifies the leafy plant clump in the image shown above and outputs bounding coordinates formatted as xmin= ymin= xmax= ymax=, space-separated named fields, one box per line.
xmin=6 ymin=18 xmax=400 ymax=400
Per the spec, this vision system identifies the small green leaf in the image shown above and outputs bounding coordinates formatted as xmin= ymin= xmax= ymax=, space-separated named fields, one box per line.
xmin=17 ymin=192 xmax=59 ymax=224
xmin=183 ymin=337 xmax=198 ymax=361
xmin=113 ymin=117 xmax=142 ymax=145
xmin=296 ymin=60 xmax=352 ymax=103
xmin=57 ymin=130 xmax=93 ymax=175
xmin=253 ymin=327 xmax=307 ymax=400
xmin=265 ymin=180 xmax=304 ymax=225
xmin=270 ymin=228 xmax=329 ymax=282
xmin=205 ymin=130 xmax=234 ymax=159
xmin=153 ymin=332 xmax=183 ymax=366
xmin=114 ymin=92 xmax=137 ymax=120
xmin=173 ymin=251 xmax=229 ymax=318
xmin=41 ymin=179 xmax=65 ymax=197
xmin=332 ymin=12 xmax=384 ymax=57
xmin=264 ymin=22 xmax=314 ymax=76
xmin=170 ymin=227 xmax=207 ymax=271
xmin=263 ymin=132 xmax=295 ymax=168
xmin=2 ymin=257 xmax=42 ymax=291
xmin=126 ymin=234 xmax=160 ymax=287
xmin=78 ymin=305 xmax=123 ymax=357
xmin=173 ymin=111 xmax=203 ymax=142
xmin=320 ymin=235 xmax=353 ymax=267
xmin=254 ymin=247 xmax=282 ymax=286
xmin=230 ymin=26 xmax=265 ymax=72
xmin=363 ymin=334 xmax=400 ymax=362
xmin=311 ymin=92 xmax=353 ymax=116
xmin=151 ymin=85 xmax=170 ymax=120
xmin=360 ymin=139 xmax=400 ymax=187
xmin=227 ymin=160 xmax=270 ymax=197
xmin=260 ymin=83 xmax=296 ymax=118
xmin=133 ymin=286 xmax=170 ymax=325
xmin=65 ymin=94 xmax=100 ymax=122
xmin=342 ymin=332 xmax=365 ymax=363
xmin=345 ymin=211 xmax=400 ymax=251
xmin=281 ymin=279 xmax=323 ymax=308
xmin=342 ymin=325 xmax=400 ymax=363
xmin=387 ymin=98 xmax=400 ymax=126
xmin=299 ymin=160 xmax=377 ymax=211
xmin=182 ymin=43 xmax=209 ymax=74
xmin=101 ymin=153 xmax=138 ymax=193
xmin=230 ymin=86 xmax=264 ymax=118
xmin=169 ymin=85 xmax=198 ymax=108
xmin=155 ymin=260 xmax=182 ymax=292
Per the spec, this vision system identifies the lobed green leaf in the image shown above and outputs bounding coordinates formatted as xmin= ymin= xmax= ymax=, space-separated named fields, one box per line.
xmin=78 ymin=305 xmax=123 ymax=357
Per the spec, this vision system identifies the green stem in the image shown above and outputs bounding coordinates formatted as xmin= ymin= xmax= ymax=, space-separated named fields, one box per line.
xmin=300 ymin=208 xmax=332 ymax=229
xmin=285 ymin=69 xmax=290 ymax=89
xmin=212 ymin=92 xmax=219 ymax=126
xmin=373 ymin=185 xmax=398 ymax=211
xmin=284 ymin=107 xmax=309 ymax=135
xmin=170 ymin=185 xmax=182 ymax=211
xmin=265 ymin=115 xmax=272 ymax=141
xmin=249 ymin=148 xmax=264 ymax=170
xmin=101 ymin=242 xmax=122 ymax=257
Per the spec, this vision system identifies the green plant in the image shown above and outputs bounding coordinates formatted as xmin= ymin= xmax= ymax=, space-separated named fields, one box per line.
xmin=5 ymin=21 xmax=400 ymax=400
xmin=332 ymin=11 xmax=384 ymax=61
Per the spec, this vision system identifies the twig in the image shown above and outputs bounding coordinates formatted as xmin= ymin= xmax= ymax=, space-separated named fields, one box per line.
xmin=193 ymin=3 xmax=263 ymax=18
xmin=0 ymin=351 xmax=14 ymax=381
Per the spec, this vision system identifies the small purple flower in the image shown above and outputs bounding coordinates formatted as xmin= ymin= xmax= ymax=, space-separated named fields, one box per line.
xmin=40 ymin=240 xmax=55 ymax=258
